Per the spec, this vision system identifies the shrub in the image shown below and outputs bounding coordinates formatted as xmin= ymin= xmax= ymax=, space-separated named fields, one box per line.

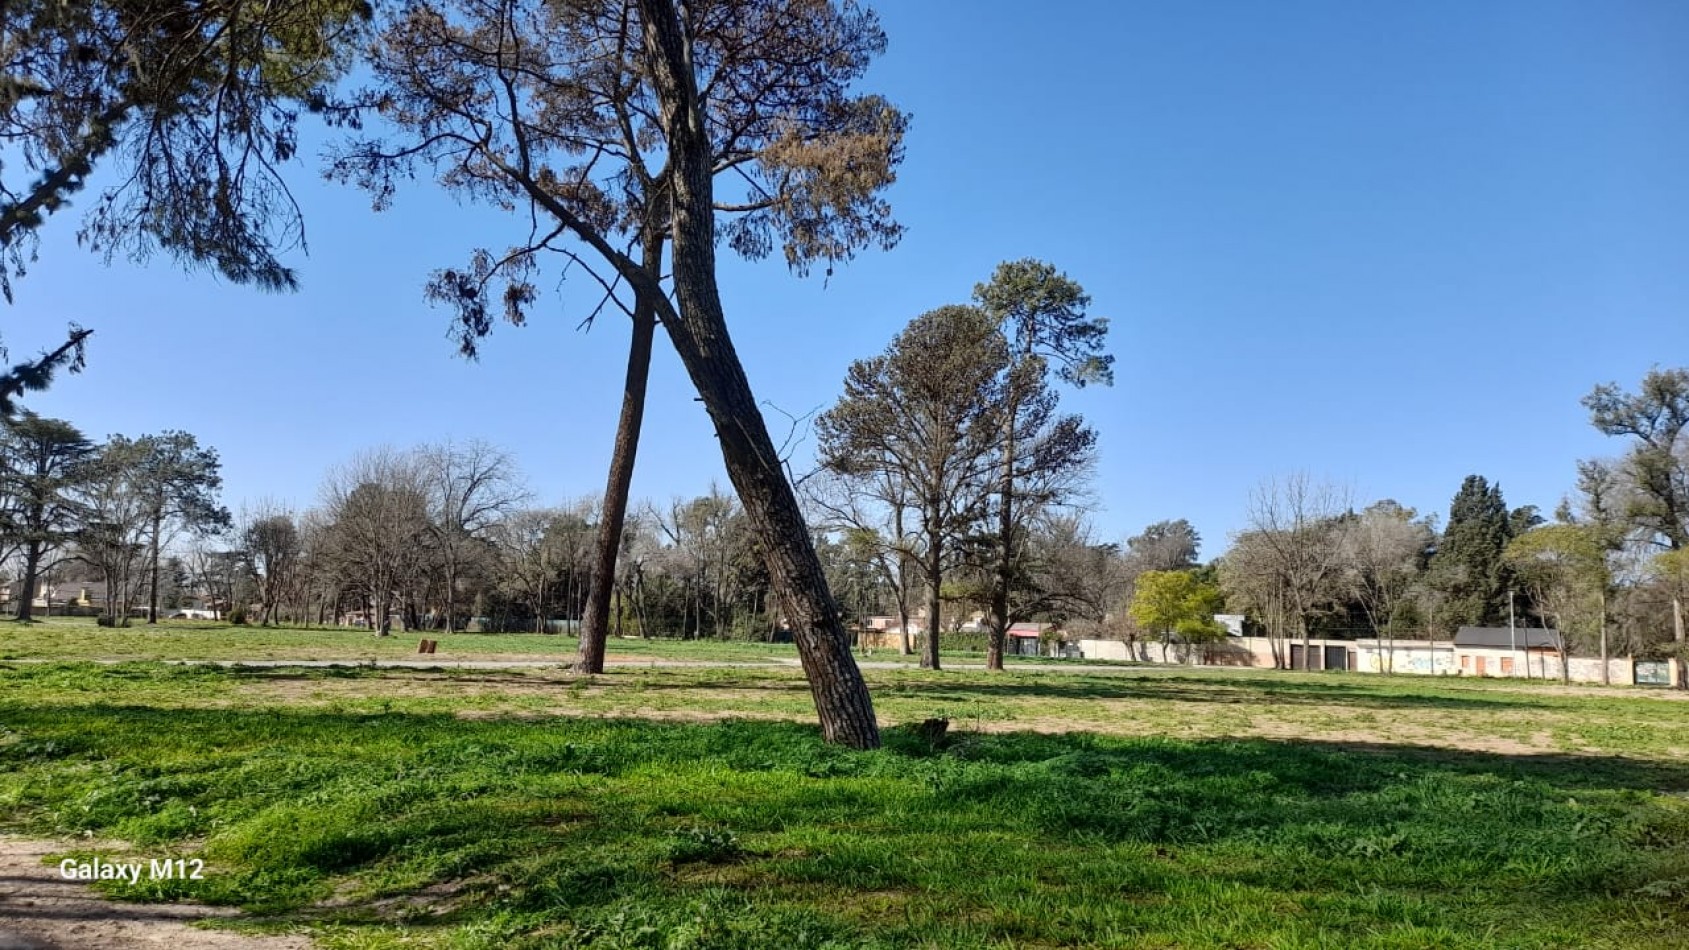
xmin=228 ymin=606 xmax=248 ymax=625
xmin=95 ymin=615 xmax=116 ymax=628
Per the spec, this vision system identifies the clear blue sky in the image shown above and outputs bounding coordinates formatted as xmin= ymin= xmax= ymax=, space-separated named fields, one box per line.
xmin=10 ymin=0 xmax=1688 ymax=558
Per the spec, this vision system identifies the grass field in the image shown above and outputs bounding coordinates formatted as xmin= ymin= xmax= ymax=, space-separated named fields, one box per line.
xmin=0 ymin=617 xmax=816 ymax=664
xmin=3 ymin=625 xmax=1688 ymax=948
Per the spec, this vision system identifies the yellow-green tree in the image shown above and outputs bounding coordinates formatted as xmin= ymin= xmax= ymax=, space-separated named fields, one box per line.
xmin=1503 ymin=524 xmax=1610 ymax=684
xmin=1651 ymin=549 xmax=1689 ymax=688
xmin=1128 ymin=570 xmax=1225 ymax=644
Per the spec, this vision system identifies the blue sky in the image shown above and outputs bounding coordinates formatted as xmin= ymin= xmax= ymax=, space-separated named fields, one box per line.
xmin=10 ymin=0 xmax=1688 ymax=558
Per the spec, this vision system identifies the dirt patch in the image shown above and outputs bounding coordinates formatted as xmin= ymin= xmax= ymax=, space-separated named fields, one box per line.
xmin=0 ymin=838 xmax=310 ymax=949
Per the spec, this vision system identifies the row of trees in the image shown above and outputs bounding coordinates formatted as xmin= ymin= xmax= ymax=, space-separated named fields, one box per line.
xmin=1212 ymin=368 xmax=1689 ymax=679
xmin=0 ymin=417 xmax=227 ymax=624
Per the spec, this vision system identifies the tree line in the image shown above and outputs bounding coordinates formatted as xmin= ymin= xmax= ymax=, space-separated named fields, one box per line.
xmin=1212 ymin=368 xmax=1689 ymax=681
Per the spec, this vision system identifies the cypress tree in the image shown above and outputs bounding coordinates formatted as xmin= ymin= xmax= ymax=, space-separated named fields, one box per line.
xmin=1428 ymin=475 xmax=1531 ymax=629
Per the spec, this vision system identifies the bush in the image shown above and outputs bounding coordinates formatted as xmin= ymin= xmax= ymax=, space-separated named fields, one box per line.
xmin=228 ymin=606 xmax=248 ymax=625
xmin=95 ymin=615 xmax=117 ymax=628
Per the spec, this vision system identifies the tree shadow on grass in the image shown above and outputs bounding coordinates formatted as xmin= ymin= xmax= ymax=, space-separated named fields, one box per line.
xmin=4 ymin=701 xmax=1688 ymax=945
xmin=866 ymin=674 xmax=1556 ymax=711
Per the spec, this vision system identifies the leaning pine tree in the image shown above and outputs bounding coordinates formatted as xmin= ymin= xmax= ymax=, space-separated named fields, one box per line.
xmin=338 ymin=0 xmax=902 ymax=747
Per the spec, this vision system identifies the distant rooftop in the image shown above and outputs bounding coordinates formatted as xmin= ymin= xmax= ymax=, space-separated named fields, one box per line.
xmin=1453 ymin=626 xmax=1562 ymax=650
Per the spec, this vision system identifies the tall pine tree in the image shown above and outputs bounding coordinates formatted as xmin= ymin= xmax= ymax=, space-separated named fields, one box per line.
xmin=1427 ymin=475 xmax=1539 ymax=630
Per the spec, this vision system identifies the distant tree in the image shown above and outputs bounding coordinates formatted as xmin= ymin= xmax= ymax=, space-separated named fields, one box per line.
xmin=240 ymin=503 xmax=302 ymax=626
xmin=817 ymin=306 xmax=1008 ymax=671
xmin=73 ymin=438 xmax=151 ymax=623
xmin=1126 ymin=519 xmax=1202 ymax=574
xmin=1583 ymin=367 xmax=1689 ymax=550
xmin=972 ymin=259 xmax=1110 ymax=670
xmin=1237 ymin=474 xmax=1350 ymax=669
xmin=185 ymin=536 xmax=247 ymax=621
xmin=1031 ymin=515 xmax=1132 ymax=637
xmin=496 ymin=507 xmax=571 ymax=633
xmin=805 ymin=469 xmax=919 ymax=655
xmin=320 ymin=451 xmax=432 ymax=635
xmin=1504 ymin=524 xmax=1611 ymax=684
xmin=1341 ymin=500 xmax=1434 ymax=671
xmin=1425 ymin=475 xmax=1534 ymax=631
xmin=419 ymin=440 xmax=528 ymax=631
xmin=129 ymin=432 xmax=230 ymax=623
xmin=1219 ymin=531 xmax=1285 ymax=662
xmin=1650 ymin=548 xmax=1689 ymax=689
xmin=0 ymin=414 xmax=95 ymax=619
xmin=1128 ymin=570 xmax=1225 ymax=646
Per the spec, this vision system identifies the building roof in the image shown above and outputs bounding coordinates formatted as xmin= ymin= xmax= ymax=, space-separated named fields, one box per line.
xmin=1453 ymin=626 xmax=1562 ymax=650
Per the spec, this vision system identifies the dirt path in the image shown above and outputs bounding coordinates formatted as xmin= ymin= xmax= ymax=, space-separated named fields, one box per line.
xmin=0 ymin=838 xmax=311 ymax=950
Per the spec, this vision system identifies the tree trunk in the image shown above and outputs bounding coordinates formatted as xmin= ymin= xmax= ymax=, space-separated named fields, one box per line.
xmin=634 ymin=0 xmax=878 ymax=748
xmin=147 ymin=512 xmax=162 ymax=624
xmin=1599 ymin=588 xmax=1610 ymax=686
xmin=922 ymin=531 xmax=943 ymax=671
xmin=895 ymin=507 xmax=914 ymax=656
xmin=987 ymin=466 xmax=1010 ymax=672
xmin=444 ymin=553 xmax=457 ymax=634
xmin=16 ymin=538 xmax=42 ymax=621
xmin=1299 ymin=603 xmax=1312 ymax=670
xmin=578 ymin=268 xmax=658 ymax=672
xmin=988 ymin=359 xmax=1024 ymax=673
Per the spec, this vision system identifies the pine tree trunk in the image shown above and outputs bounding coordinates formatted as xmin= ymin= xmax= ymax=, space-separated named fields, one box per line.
xmin=444 ymin=554 xmax=456 ymax=633
xmin=577 ymin=296 xmax=657 ymax=673
xmin=17 ymin=536 xmax=41 ymax=621
xmin=988 ymin=363 xmax=1023 ymax=672
xmin=923 ymin=531 xmax=942 ymax=671
xmin=148 ymin=512 xmax=162 ymax=624
xmin=1599 ymin=588 xmax=1610 ymax=686
xmin=987 ymin=453 xmax=1011 ymax=672
xmin=635 ymin=0 xmax=878 ymax=748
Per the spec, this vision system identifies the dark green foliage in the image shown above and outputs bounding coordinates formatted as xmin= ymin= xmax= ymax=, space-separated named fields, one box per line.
xmin=1427 ymin=475 xmax=1528 ymax=630
xmin=1126 ymin=519 xmax=1201 ymax=572
xmin=227 ymin=605 xmax=247 ymax=625
xmin=1 ymin=0 xmax=372 ymax=297
xmin=973 ymin=259 xmax=1113 ymax=389
xmin=0 ymin=328 xmax=91 ymax=419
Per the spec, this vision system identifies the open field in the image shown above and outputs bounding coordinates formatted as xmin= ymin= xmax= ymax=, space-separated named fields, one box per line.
xmin=0 ymin=618 xmax=820 ymax=665
xmin=3 ymin=657 xmax=1689 ymax=948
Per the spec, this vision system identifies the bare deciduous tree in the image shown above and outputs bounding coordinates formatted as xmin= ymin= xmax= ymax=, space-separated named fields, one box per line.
xmin=419 ymin=440 xmax=528 ymax=631
xmin=804 ymin=469 xmax=919 ymax=655
xmin=320 ymin=450 xmax=432 ymax=635
xmin=1342 ymin=500 xmax=1434 ymax=672
xmin=1237 ymin=474 xmax=1351 ymax=669
xmin=240 ymin=501 xmax=303 ymax=626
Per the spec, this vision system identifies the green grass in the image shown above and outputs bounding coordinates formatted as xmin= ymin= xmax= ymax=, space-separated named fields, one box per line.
xmin=0 ymin=617 xmax=820 ymax=664
xmin=2 ymin=662 xmax=1688 ymax=948
xmin=0 ymin=616 xmax=1088 ymax=666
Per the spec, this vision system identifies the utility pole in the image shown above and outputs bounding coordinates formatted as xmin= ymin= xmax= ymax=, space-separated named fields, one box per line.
xmin=1509 ymin=588 xmax=1527 ymax=680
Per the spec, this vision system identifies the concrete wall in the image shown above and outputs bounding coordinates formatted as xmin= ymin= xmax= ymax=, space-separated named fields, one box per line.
xmin=1077 ymin=635 xmax=1672 ymax=687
